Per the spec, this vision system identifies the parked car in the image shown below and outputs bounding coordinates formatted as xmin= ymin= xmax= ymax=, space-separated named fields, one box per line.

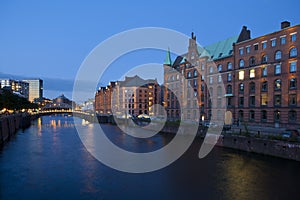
xmin=281 ymin=129 xmax=300 ymax=141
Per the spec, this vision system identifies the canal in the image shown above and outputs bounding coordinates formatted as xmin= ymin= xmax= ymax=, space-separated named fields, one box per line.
xmin=0 ymin=115 xmax=299 ymax=200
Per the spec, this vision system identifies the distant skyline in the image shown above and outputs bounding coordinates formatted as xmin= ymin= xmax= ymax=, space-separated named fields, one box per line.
xmin=1 ymin=0 xmax=300 ymax=100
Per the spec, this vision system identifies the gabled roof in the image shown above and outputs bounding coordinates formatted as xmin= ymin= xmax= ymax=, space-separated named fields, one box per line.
xmin=119 ymin=75 xmax=157 ymax=87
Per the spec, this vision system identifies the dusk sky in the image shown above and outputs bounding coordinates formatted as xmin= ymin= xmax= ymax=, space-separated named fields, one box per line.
xmin=1 ymin=0 xmax=300 ymax=100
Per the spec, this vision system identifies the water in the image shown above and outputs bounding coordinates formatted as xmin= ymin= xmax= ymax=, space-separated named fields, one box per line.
xmin=0 ymin=115 xmax=299 ymax=200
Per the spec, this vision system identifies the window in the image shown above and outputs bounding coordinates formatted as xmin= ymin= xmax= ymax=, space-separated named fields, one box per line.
xmin=274 ymin=79 xmax=282 ymax=90
xmin=249 ymin=82 xmax=255 ymax=93
xmin=290 ymin=61 xmax=297 ymax=72
xmin=275 ymin=51 xmax=282 ymax=60
xmin=238 ymin=70 xmax=244 ymax=80
xmin=239 ymin=83 xmax=244 ymax=93
xmin=209 ymin=76 xmax=213 ymax=84
xmin=262 ymin=67 xmax=267 ymax=77
xmin=239 ymin=48 xmax=244 ymax=55
xmin=261 ymin=94 xmax=268 ymax=106
xmin=238 ymin=110 xmax=244 ymax=122
xmin=193 ymin=70 xmax=198 ymax=77
xmin=261 ymin=55 xmax=268 ymax=64
xmin=218 ymin=75 xmax=222 ymax=83
xmin=280 ymin=36 xmax=286 ymax=45
xmin=227 ymin=73 xmax=232 ymax=82
xmin=290 ymin=47 xmax=297 ymax=57
xmin=249 ymin=96 xmax=255 ymax=107
xmin=274 ymin=95 xmax=281 ymax=106
xmin=227 ymin=97 xmax=232 ymax=107
xmin=239 ymin=97 xmax=244 ymax=107
xmin=262 ymin=41 xmax=267 ymax=49
xmin=289 ymin=110 xmax=297 ymax=122
xmin=249 ymin=57 xmax=256 ymax=66
xmin=249 ymin=69 xmax=255 ymax=78
xmin=291 ymin=33 xmax=297 ymax=42
xmin=188 ymin=80 xmax=191 ymax=87
xmin=249 ymin=110 xmax=255 ymax=121
xmin=209 ymin=87 xmax=213 ymax=97
xmin=274 ymin=110 xmax=280 ymax=121
xmin=193 ymin=79 xmax=197 ymax=87
xmin=201 ymin=83 xmax=205 ymax=91
xmin=254 ymin=44 xmax=258 ymax=50
xmin=261 ymin=81 xmax=268 ymax=92
xmin=275 ymin=64 xmax=281 ymax=75
xmin=290 ymin=78 xmax=297 ymax=89
xmin=201 ymin=63 xmax=205 ymax=71
xmin=209 ymin=66 xmax=213 ymax=73
xmin=201 ymin=75 xmax=204 ymax=81
xmin=227 ymin=85 xmax=232 ymax=94
xmin=271 ymin=39 xmax=276 ymax=47
xmin=261 ymin=110 xmax=267 ymax=121
xmin=227 ymin=62 xmax=232 ymax=70
xmin=218 ymin=64 xmax=222 ymax=72
xmin=239 ymin=59 xmax=244 ymax=68
xmin=289 ymin=94 xmax=297 ymax=105
xmin=187 ymin=71 xmax=192 ymax=78
xmin=246 ymin=46 xmax=250 ymax=53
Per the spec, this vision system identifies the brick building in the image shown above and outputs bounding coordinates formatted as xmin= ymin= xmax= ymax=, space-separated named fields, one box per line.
xmin=164 ymin=21 xmax=300 ymax=128
xmin=95 ymin=75 xmax=162 ymax=118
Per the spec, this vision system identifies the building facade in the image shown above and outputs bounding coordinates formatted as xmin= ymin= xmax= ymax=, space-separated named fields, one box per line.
xmin=23 ymin=79 xmax=43 ymax=102
xmin=95 ymin=75 xmax=162 ymax=118
xmin=164 ymin=21 xmax=300 ymax=128
xmin=0 ymin=79 xmax=29 ymax=99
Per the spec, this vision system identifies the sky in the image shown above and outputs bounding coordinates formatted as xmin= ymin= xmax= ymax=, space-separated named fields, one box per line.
xmin=0 ymin=0 xmax=300 ymax=101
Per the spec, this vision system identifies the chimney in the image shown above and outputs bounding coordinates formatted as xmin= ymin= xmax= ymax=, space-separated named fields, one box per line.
xmin=237 ymin=26 xmax=251 ymax=43
xmin=281 ymin=21 xmax=291 ymax=29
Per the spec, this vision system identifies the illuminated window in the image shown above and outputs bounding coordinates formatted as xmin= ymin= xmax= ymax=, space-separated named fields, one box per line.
xmin=249 ymin=69 xmax=255 ymax=78
xmin=290 ymin=47 xmax=297 ymax=57
xmin=290 ymin=61 xmax=297 ymax=72
xmin=261 ymin=94 xmax=268 ymax=106
xmin=274 ymin=79 xmax=282 ymax=90
xmin=275 ymin=64 xmax=281 ymax=75
xmin=239 ymin=59 xmax=244 ymax=68
xmin=275 ymin=51 xmax=282 ymax=60
xmin=262 ymin=67 xmax=267 ymax=77
xmin=238 ymin=71 xmax=244 ymax=80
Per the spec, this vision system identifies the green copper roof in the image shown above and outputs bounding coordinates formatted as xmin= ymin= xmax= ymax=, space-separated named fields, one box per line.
xmin=164 ymin=48 xmax=172 ymax=65
xmin=198 ymin=35 xmax=238 ymax=60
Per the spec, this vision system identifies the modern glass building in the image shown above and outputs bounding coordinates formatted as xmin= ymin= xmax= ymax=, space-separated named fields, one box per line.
xmin=23 ymin=79 xmax=43 ymax=102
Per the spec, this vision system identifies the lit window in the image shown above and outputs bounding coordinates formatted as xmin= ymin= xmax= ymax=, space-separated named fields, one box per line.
xmin=274 ymin=79 xmax=282 ymax=90
xmin=238 ymin=70 xmax=244 ymax=80
xmin=275 ymin=64 xmax=281 ymax=75
xmin=217 ymin=64 xmax=222 ymax=72
xmin=290 ymin=61 xmax=297 ymax=72
xmin=262 ymin=67 xmax=267 ymax=77
xmin=290 ymin=78 xmax=297 ymax=89
xmin=239 ymin=48 xmax=244 ymax=55
xmin=239 ymin=59 xmax=244 ymax=68
xmin=246 ymin=46 xmax=250 ymax=53
xmin=227 ymin=73 xmax=232 ymax=82
xmin=291 ymin=33 xmax=297 ymax=42
xmin=227 ymin=62 xmax=232 ymax=70
xmin=262 ymin=41 xmax=267 ymax=49
xmin=290 ymin=47 xmax=297 ymax=57
xmin=280 ymin=36 xmax=286 ymax=45
xmin=249 ymin=69 xmax=255 ymax=78
xmin=261 ymin=94 xmax=268 ymax=106
xmin=275 ymin=51 xmax=281 ymax=60
xmin=271 ymin=39 xmax=276 ymax=47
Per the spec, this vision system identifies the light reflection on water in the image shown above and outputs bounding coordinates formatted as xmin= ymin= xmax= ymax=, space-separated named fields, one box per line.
xmin=0 ymin=115 xmax=299 ymax=199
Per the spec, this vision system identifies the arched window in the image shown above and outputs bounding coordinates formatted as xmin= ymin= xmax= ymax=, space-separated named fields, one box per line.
xmin=227 ymin=62 xmax=232 ymax=70
xmin=261 ymin=55 xmax=268 ymax=63
xmin=274 ymin=79 xmax=282 ymax=90
xmin=227 ymin=85 xmax=232 ymax=94
xmin=187 ymin=71 xmax=191 ymax=78
xmin=261 ymin=81 xmax=268 ymax=91
xmin=290 ymin=47 xmax=297 ymax=57
xmin=288 ymin=110 xmax=297 ymax=122
xmin=193 ymin=70 xmax=198 ymax=77
xmin=275 ymin=50 xmax=282 ymax=60
xmin=249 ymin=57 xmax=256 ymax=66
xmin=239 ymin=59 xmax=244 ymax=68
xmin=217 ymin=64 xmax=222 ymax=72
xmin=290 ymin=78 xmax=297 ymax=89
xmin=249 ymin=82 xmax=255 ymax=93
